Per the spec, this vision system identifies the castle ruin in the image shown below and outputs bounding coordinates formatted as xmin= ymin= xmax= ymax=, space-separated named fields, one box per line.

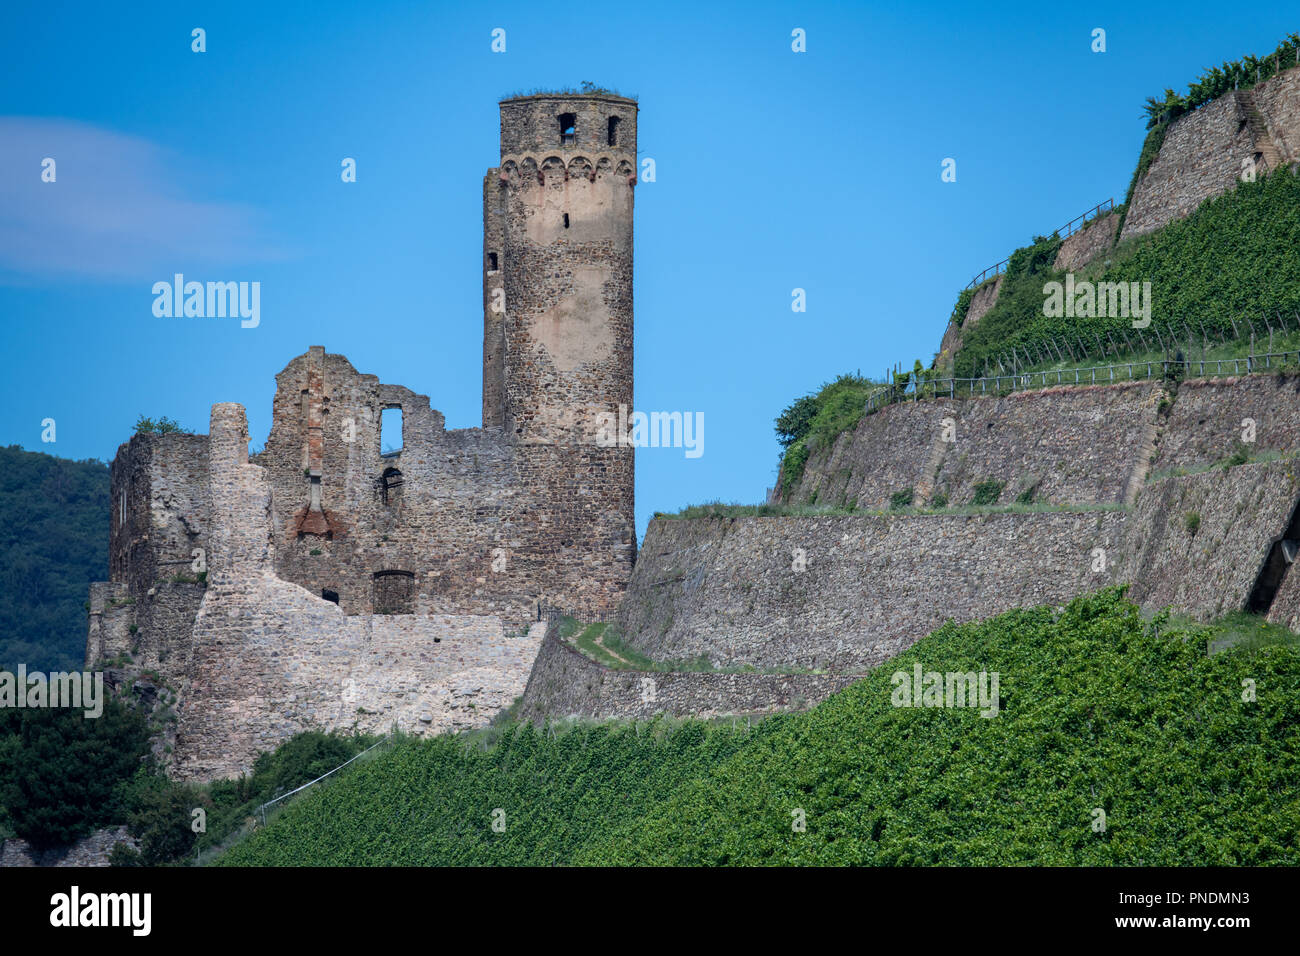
xmin=85 ymin=93 xmax=640 ymax=780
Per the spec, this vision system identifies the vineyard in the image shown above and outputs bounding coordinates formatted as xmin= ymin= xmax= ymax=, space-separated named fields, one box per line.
xmin=216 ymin=589 xmax=1300 ymax=866
xmin=953 ymin=167 xmax=1300 ymax=379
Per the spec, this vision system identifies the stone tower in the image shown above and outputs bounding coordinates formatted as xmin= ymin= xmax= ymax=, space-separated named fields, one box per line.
xmin=483 ymin=93 xmax=638 ymax=444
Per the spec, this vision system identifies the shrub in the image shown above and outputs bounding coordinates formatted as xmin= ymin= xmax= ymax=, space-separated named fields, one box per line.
xmin=972 ymin=481 xmax=1005 ymax=507
xmin=930 ymin=492 xmax=948 ymax=509
xmin=1185 ymin=511 xmax=1202 ymax=535
xmin=0 ymin=699 xmax=149 ymax=848
xmin=133 ymin=415 xmax=185 ymax=436
xmin=890 ymin=489 xmax=914 ymax=510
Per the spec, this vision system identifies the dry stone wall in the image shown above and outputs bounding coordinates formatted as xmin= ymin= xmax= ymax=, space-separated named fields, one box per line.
xmin=1123 ymin=458 xmax=1300 ymax=619
xmin=1152 ymin=374 xmax=1300 ymax=472
xmin=784 ymin=382 xmax=1163 ymax=510
xmin=1053 ymin=211 xmax=1120 ymax=272
xmin=1121 ymin=67 xmax=1300 ymax=241
xmin=616 ymin=512 xmax=1125 ymax=672
xmin=517 ymin=620 xmax=859 ymax=723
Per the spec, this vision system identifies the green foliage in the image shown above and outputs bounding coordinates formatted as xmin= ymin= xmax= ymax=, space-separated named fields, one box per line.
xmin=216 ymin=719 xmax=755 ymax=866
xmin=499 ymin=82 xmax=636 ymax=101
xmin=115 ymin=771 xmax=204 ymax=865
xmin=1142 ymin=34 xmax=1300 ymax=127
xmin=1015 ymin=484 xmax=1037 ymax=505
xmin=214 ymin=590 xmax=1300 ymax=866
xmin=950 ymin=286 xmax=976 ymax=326
xmin=774 ymin=394 xmax=819 ymax=449
xmin=889 ymin=489 xmax=914 ymax=511
xmin=775 ymin=374 xmax=879 ymax=495
xmin=955 ymin=170 xmax=1300 ymax=377
xmin=248 ymin=731 xmax=379 ymax=802
xmin=1185 ymin=511 xmax=1202 ymax=535
xmin=0 ymin=447 xmax=109 ymax=672
xmin=99 ymin=730 xmax=382 ymax=866
xmin=0 ymin=699 xmax=149 ymax=848
xmin=133 ymin=415 xmax=186 ymax=435
xmin=971 ymin=480 xmax=1005 ymax=506
xmin=930 ymin=492 xmax=948 ymax=509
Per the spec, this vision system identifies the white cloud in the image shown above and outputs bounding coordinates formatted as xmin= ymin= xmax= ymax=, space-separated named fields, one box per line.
xmin=0 ymin=117 xmax=287 ymax=282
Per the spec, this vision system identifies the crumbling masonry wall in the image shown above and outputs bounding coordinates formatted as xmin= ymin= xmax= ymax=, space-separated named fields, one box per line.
xmin=174 ymin=404 xmax=546 ymax=781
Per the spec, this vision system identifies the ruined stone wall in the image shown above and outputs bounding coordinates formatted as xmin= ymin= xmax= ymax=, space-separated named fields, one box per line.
xmin=95 ymin=433 xmax=209 ymax=683
xmin=784 ymin=382 xmax=1161 ymax=509
xmin=616 ymin=460 xmax=1300 ymax=678
xmin=517 ymin=619 xmax=859 ymax=723
xmin=174 ymin=404 xmax=547 ymax=781
xmin=1053 ymin=211 xmax=1120 ymax=272
xmin=616 ymin=512 xmax=1124 ymax=672
xmin=257 ymin=347 xmax=632 ymax=619
xmin=782 ymin=399 xmax=951 ymax=509
xmin=1120 ymin=67 xmax=1300 ymax=241
xmin=483 ymin=170 xmax=507 ymax=429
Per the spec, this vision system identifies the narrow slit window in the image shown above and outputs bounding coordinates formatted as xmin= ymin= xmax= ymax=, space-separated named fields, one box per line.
xmin=559 ymin=113 xmax=576 ymax=146
xmin=380 ymin=407 xmax=403 ymax=456
xmin=487 ymin=251 xmax=498 ymax=272
xmin=607 ymin=116 xmax=620 ymax=146
xmin=322 ymin=589 xmax=339 ymax=604
xmin=563 ymin=213 xmax=570 ymax=229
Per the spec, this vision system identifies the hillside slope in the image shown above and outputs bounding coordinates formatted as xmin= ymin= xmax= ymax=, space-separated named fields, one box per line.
xmin=216 ymin=589 xmax=1300 ymax=866
xmin=0 ymin=446 xmax=108 ymax=672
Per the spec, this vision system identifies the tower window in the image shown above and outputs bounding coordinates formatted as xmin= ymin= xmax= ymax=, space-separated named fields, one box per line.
xmin=559 ymin=113 xmax=576 ymax=146
xmin=380 ymin=407 xmax=403 ymax=456
xmin=322 ymin=589 xmax=340 ymax=604
xmin=607 ymin=116 xmax=620 ymax=146
xmin=379 ymin=466 xmax=403 ymax=506
xmin=563 ymin=213 xmax=570 ymax=229
xmin=487 ymin=251 xmax=498 ymax=272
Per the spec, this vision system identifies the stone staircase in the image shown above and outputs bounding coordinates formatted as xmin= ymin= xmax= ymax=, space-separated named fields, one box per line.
xmin=1239 ymin=90 xmax=1287 ymax=173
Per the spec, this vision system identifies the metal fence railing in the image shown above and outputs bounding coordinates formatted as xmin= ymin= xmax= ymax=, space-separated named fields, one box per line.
xmin=193 ymin=730 xmax=398 ymax=865
xmin=865 ymin=349 xmax=1300 ymax=414
xmin=966 ymin=198 xmax=1114 ymax=290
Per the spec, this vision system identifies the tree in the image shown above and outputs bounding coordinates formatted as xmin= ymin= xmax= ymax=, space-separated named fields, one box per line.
xmin=133 ymin=415 xmax=185 ymax=435
xmin=775 ymin=395 xmax=819 ymax=449
xmin=0 ymin=699 xmax=149 ymax=848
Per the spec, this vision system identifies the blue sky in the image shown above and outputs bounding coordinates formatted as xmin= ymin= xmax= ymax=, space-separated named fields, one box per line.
xmin=2 ymin=1 xmax=1296 ymax=537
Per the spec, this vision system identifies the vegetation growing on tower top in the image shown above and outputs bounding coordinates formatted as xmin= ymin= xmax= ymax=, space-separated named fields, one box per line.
xmin=500 ymin=80 xmax=637 ymax=102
